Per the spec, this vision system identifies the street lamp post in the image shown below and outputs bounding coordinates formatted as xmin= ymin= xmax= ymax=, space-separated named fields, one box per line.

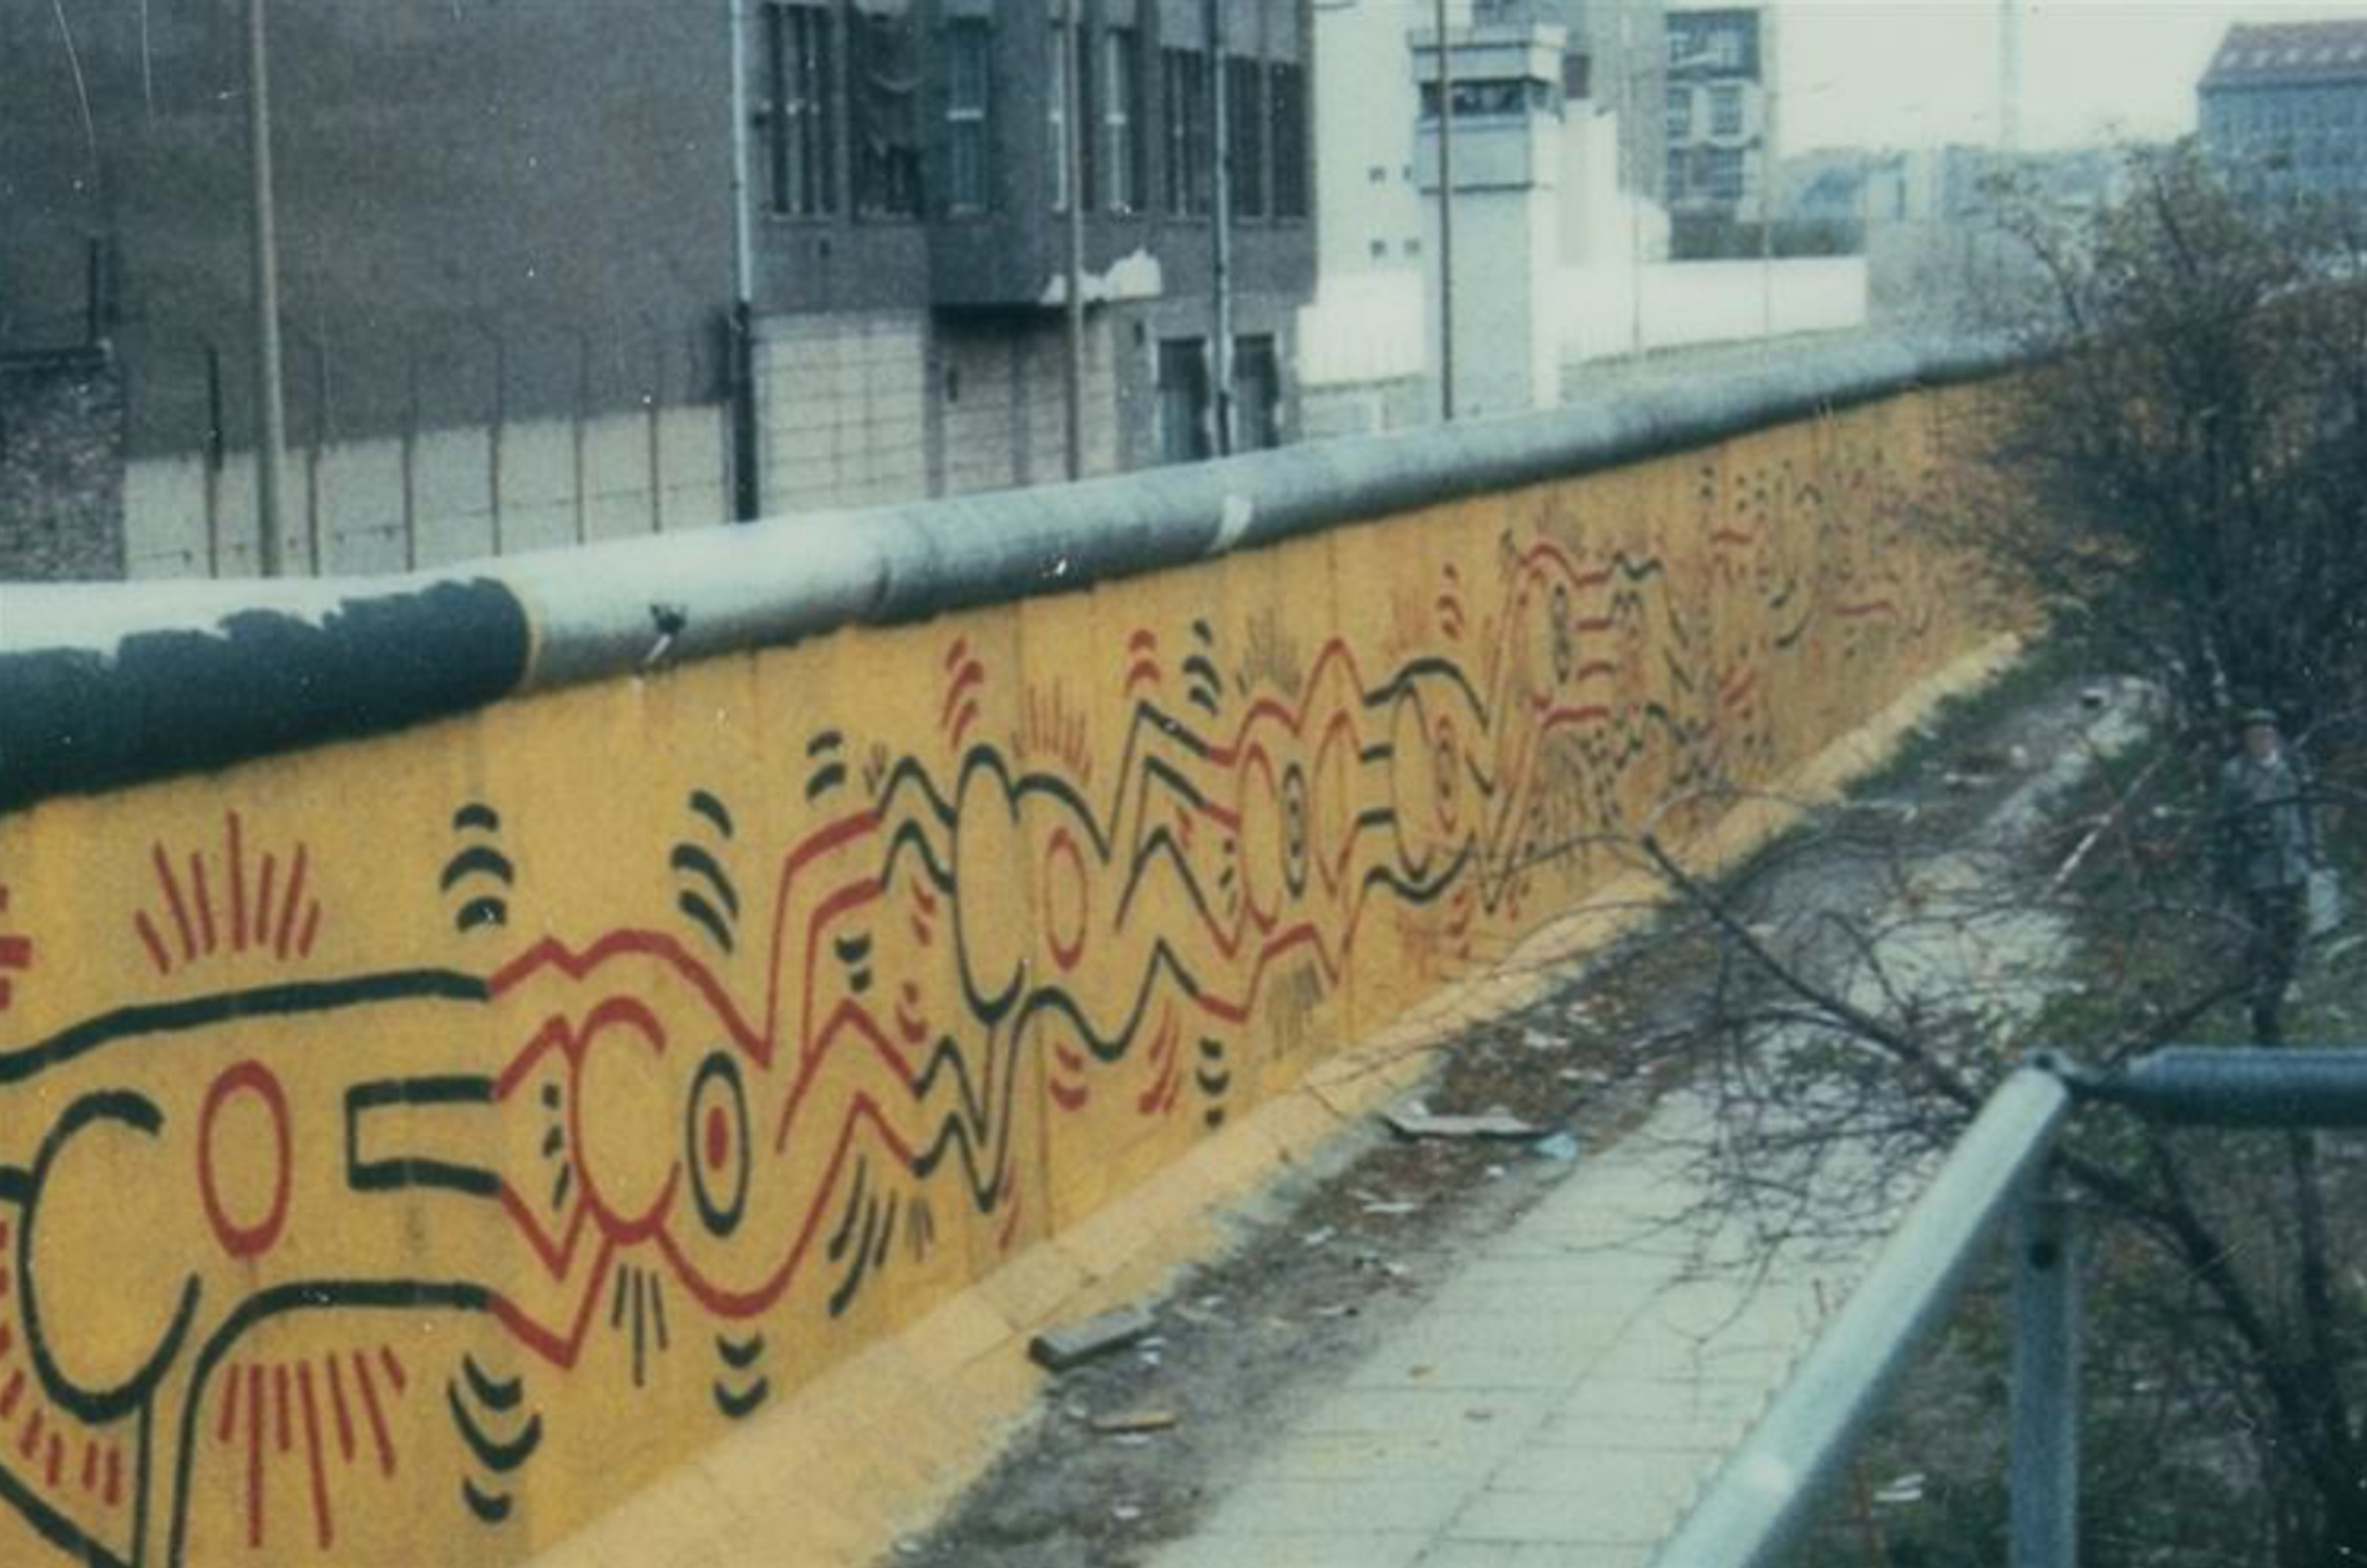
xmin=243 ymin=0 xmax=289 ymax=576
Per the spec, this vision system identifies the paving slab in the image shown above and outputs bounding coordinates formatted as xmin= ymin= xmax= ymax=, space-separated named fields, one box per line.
xmin=1141 ymin=1090 xmax=1874 ymax=1568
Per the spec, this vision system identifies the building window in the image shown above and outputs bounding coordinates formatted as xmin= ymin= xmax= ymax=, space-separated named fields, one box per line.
xmin=1104 ymin=27 xmax=1144 ymax=212
xmin=1706 ymin=147 xmax=1744 ymax=202
xmin=1157 ymin=338 xmax=1211 ymax=463
xmin=1711 ymin=83 xmax=1743 ymax=137
xmin=1666 ymin=88 xmax=1691 ymax=139
xmin=763 ymin=1 xmax=835 ymax=218
xmin=1227 ymin=54 xmax=1265 ymax=219
xmin=944 ymin=18 xmax=991 ymax=214
xmin=1234 ymin=335 xmax=1280 ymax=451
xmin=1563 ymin=52 xmax=1592 ymax=102
xmin=850 ymin=3 xmax=922 ymax=216
xmin=1270 ymin=62 xmax=1308 ymax=219
xmin=1421 ymin=78 xmax=1556 ymax=119
xmin=1163 ymin=47 xmax=1213 ymax=216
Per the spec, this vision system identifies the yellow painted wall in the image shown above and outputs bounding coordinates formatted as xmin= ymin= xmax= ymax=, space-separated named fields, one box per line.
xmin=0 ymin=387 xmax=1987 ymax=1568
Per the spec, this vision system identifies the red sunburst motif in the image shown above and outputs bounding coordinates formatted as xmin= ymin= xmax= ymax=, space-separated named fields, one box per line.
xmin=133 ymin=813 xmax=324 ymax=978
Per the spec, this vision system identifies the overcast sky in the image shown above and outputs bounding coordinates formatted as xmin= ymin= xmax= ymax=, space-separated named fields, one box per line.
xmin=1775 ymin=1 xmax=2367 ymax=153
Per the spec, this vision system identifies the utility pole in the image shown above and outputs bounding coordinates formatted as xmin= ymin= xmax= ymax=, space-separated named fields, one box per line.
xmin=1622 ymin=0 xmax=1645 ymax=357
xmin=1999 ymin=0 xmax=2023 ymax=154
xmin=1433 ymin=0 xmax=1457 ymax=421
xmin=243 ymin=0 xmax=289 ymax=576
xmin=1063 ymin=0 xmax=1089 ymax=481
xmin=1760 ymin=65 xmax=1776 ymax=345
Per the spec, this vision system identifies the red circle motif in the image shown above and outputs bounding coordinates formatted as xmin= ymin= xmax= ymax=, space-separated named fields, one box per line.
xmin=198 ymin=1061 xmax=292 ymax=1260
xmin=1044 ymin=829 xmax=1090 ymax=971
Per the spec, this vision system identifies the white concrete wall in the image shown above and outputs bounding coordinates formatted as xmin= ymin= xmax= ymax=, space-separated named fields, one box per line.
xmin=756 ymin=311 xmax=933 ymax=515
xmin=1560 ymin=256 xmax=1868 ymax=363
xmin=1297 ymin=271 xmax=1428 ymax=390
xmin=121 ymin=405 xmax=729 ymax=580
xmin=755 ymin=309 xmax=1120 ymax=515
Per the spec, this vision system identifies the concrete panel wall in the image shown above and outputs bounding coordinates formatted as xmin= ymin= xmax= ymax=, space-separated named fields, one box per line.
xmin=756 ymin=312 xmax=933 ymax=515
xmin=1562 ymin=257 xmax=1871 ymax=363
xmin=0 ymin=382 xmax=1993 ymax=1568
xmin=120 ymin=406 xmax=729 ymax=579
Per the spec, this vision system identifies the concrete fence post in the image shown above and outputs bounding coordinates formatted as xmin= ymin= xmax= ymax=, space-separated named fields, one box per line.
xmin=2009 ymin=1167 xmax=2079 ymax=1568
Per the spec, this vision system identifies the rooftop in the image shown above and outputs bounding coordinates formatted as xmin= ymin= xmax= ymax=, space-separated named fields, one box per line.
xmin=2202 ymin=18 xmax=2367 ymax=91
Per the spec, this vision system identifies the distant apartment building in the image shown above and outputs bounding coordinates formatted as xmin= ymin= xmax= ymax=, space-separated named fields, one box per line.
xmin=2200 ymin=18 xmax=2367 ymax=208
xmin=1662 ymin=0 xmax=1774 ymax=243
xmin=0 ymin=0 xmax=1313 ymax=579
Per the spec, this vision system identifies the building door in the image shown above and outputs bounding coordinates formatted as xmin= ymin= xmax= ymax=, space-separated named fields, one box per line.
xmin=1157 ymin=337 xmax=1211 ymax=463
xmin=1233 ymin=335 xmax=1280 ymax=451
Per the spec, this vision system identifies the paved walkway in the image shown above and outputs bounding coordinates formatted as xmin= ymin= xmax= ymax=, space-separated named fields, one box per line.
xmin=1135 ymin=685 xmax=2139 ymax=1568
xmin=1142 ymin=1092 xmax=1874 ymax=1568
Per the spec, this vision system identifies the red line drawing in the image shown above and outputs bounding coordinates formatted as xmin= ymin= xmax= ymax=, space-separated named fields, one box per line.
xmin=229 ymin=813 xmax=248 ymax=952
xmin=274 ymin=846 xmax=310 ymax=959
xmin=187 ymin=852 xmax=217 ymax=955
xmin=326 ymin=1352 xmax=356 ymax=1463
xmin=245 ymin=1363 xmax=266 ymax=1548
xmin=150 ymin=844 xmax=196 ymax=964
xmin=133 ymin=914 xmax=171 ymax=976
xmin=351 ymin=1350 xmax=395 ymax=1477
xmin=298 ymin=1362 xmax=333 ymax=1550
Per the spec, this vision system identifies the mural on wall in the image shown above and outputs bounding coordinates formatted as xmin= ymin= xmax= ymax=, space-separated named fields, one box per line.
xmin=0 ymin=397 xmax=1974 ymax=1567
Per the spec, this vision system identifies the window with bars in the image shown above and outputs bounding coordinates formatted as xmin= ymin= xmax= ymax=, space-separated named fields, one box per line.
xmin=1269 ymin=61 xmax=1308 ymax=219
xmin=1104 ymin=28 xmax=1144 ymax=213
xmin=1162 ymin=47 xmax=1213 ymax=216
xmin=945 ymin=18 xmax=991 ymax=213
xmin=1226 ymin=54 xmax=1265 ymax=219
xmin=850 ymin=4 xmax=922 ymax=216
xmin=762 ymin=2 xmax=836 ymax=218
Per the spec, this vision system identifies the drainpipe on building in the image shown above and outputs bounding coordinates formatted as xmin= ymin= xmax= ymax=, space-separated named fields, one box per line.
xmin=1065 ymin=0 xmax=1089 ymax=481
xmin=727 ymin=0 xmax=762 ymax=520
xmin=243 ymin=0 xmax=289 ymax=576
xmin=1209 ymin=0 xmax=1235 ymax=456
xmin=1433 ymin=0 xmax=1457 ymax=422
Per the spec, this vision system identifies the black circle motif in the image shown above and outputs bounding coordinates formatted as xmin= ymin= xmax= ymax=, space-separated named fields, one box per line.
xmin=687 ymin=1051 xmax=752 ymax=1239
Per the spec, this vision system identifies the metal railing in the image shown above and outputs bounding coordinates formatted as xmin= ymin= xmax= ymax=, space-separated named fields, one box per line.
xmin=1650 ymin=1047 xmax=2367 ymax=1568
